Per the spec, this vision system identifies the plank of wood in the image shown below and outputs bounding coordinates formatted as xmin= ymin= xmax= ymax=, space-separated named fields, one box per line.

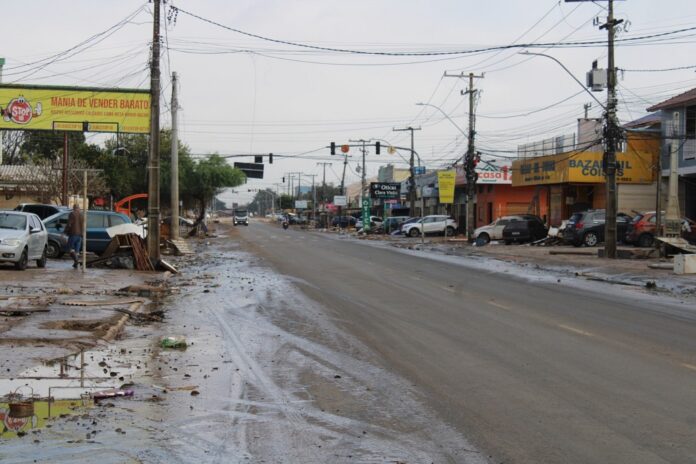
xmin=63 ymin=298 xmax=145 ymax=307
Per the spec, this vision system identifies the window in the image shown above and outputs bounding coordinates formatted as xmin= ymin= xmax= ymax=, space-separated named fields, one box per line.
xmin=497 ymin=219 xmax=509 ymax=227
xmin=687 ymin=105 xmax=696 ymax=137
xmin=87 ymin=214 xmax=106 ymax=228
xmin=110 ymin=215 xmax=127 ymax=227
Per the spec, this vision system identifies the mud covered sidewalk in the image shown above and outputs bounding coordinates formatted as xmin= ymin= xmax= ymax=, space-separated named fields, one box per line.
xmin=1 ymin=222 xmax=486 ymax=463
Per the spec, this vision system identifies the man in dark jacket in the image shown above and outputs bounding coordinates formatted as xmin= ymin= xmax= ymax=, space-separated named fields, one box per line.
xmin=65 ymin=204 xmax=83 ymax=269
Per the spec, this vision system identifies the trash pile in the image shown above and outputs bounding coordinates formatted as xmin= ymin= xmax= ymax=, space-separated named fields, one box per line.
xmin=89 ymin=232 xmax=154 ymax=271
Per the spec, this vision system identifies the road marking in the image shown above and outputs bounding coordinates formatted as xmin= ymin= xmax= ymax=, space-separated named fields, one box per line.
xmin=557 ymin=324 xmax=594 ymax=337
xmin=438 ymin=285 xmax=455 ymax=293
xmin=681 ymin=363 xmax=696 ymax=372
xmin=488 ymin=300 xmax=511 ymax=311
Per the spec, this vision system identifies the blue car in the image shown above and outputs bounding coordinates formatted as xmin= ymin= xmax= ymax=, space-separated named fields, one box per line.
xmin=43 ymin=210 xmax=132 ymax=258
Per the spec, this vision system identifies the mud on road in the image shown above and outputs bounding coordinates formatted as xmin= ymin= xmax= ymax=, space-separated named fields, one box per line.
xmin=1 ymin=223 xmax=486 ymax=464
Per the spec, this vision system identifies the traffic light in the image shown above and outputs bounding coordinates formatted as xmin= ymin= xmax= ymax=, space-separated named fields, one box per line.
xmin=330 ymin=142 xmax=336 ymax=155
xmin=375 ymin=141 xmax=381 ymax=155
xmin=269 ymin=153 xmax=273 ymax=164
xmin=282 ymin=177 xmax=285 ymax=183
xmin=255 ymin=155 xmax=263 ymax=163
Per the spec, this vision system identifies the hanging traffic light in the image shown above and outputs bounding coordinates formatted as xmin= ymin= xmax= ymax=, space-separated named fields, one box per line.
xmin=269 ymin=153 xmax=273 ymax=164
xmin=282 ymin=177 xmax=285 ymax=183
xmin=330 ymin=142 xmax=336 ymax=155
xmin=375 ymin=141 xmax=381 ymax=155
xmin=255 ymin=155 xmax=263 ymax=163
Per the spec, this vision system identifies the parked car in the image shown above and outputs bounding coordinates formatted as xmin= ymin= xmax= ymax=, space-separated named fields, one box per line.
xmin=0 ymin=212 xmax=48 ymax=270
xmin=356 ymin=215 xmax=383 ymax=229
xmin=43 ymin=210 xmax=132 ymax=258
xmin=473 ymin=215 xmax=544 ymax=244
xmin=382 ymin=216 xmax=410 ymax=234
xmin=14 ymin=203 xmax=69 ymax=220
xmin=332 ymin=216 xmax=356 ymax=227
xmin=402 ymin=215 xmax=457 ymax=237
xmin=562 ymin=209 xmax=632 ymax=247
xmin=625 ymin=211 xmax=696 ymax=247
xmin=502 ymin=217 xmax=548 ymax=244
xmin=288 ymin=214 xmax=308 ymax=225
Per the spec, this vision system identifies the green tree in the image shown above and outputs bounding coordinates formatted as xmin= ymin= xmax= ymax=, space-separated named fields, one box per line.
xmin=183 ymin=154 xmax=245 ymax=223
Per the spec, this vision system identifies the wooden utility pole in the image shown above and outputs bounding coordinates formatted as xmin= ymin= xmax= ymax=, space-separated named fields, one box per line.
xmin=445 ymin=71 xmax=484 ymax=241
xmin=393 ymin=127 xmax=421 ymax=217
xmin=147 ymin=0 xmax=162 ymax=261
xmin=170 ymin=71 xmax=179 ymax=240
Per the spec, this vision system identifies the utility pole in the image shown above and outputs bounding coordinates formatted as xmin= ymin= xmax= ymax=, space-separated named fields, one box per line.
xmin=445 ymin=71 xmax=484 ymax=241
xmin=349 ymin=139 xmax=370 ymax=200
xmin=62 ymin=134 xmax=69 ymax=206
xmin=317 ymin=162 xmax=332 ymax=206
xmin=601 ymin=0 xmax=622 ymax=259
xmin=0 ymin=58 xmax=3 ymax=164
xmin=393 ymin=127 xmax=421 ymax=216
xmin=147 ymin=0 xmax=162 ymax=261
xmin=170 ymin=71 xmax=179 ymax=240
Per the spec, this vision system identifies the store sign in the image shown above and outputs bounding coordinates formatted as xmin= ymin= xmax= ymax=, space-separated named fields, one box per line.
xmin=361 ymin=198 xmax=371 ymax=232
xmin=369 ymin=182 xmax=400 ymax=199
xmin=333 ymin=195 xmax=347 ymax=206
xmin=0 ymin=84 xmax=150 ymax=133
xmin=455 ymin=160 xmax=513 ymax=185
xmin=512 ymin=149 xmax=655 ymax=186
xmin=437 ymin=170 xmax=456 ymax=204
xmin=295 ymin=200 xmax=308 ymax=209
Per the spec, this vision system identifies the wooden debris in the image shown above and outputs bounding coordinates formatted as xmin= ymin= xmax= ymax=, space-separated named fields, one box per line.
xmin=167 ymin=239 xmax=194 ymax=255
xmin=63 ymin=298 xmax=145 ymax=307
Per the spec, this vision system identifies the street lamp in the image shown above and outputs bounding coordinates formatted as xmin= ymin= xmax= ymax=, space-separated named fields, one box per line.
xmin=416 ymin=102 xmax=468 ymax=137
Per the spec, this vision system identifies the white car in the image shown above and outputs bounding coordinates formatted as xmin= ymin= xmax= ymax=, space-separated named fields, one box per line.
xmin=473 ymin=216 xmax=525 ymax=244
xmin=356 ymin=215 xmax=383 ymax=229
xmin=0 ymin=212 xmax=48 ymax=270
xmin=402 ymin=215 xmax=457 ymax=237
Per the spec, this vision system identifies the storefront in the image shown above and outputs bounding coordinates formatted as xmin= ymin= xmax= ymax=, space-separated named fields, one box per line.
xmin=512 ymin=132 xmax=659 ymax=226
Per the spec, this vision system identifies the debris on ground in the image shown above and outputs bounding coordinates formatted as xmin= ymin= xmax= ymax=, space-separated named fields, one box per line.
xmin=93 ymin=389 xmax=134 ymax=401
xmin=89 ymin=233 xmax=154 ymax=271
xmin=160 ymin=336 xmax=187 ymax=349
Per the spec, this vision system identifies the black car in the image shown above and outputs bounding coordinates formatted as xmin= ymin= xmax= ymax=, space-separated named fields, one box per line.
xmin=14 ymin=203 xmax=69 ymax=220
xmin=502 ymin=216 xmax=548 ymax=244
xmin=331 ymin=216 xmax=356 ymax=227
xmin=562 ymin=210 xmax=632 ymax=247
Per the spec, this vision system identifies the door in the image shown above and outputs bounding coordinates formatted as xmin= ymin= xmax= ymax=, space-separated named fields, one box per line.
xmin=27 ymin=215 xmax=42 ymax=259
xmin=87 ymin=213 xmax=109 ymax=253
xmin=492 ymin=219 xmax=510 ymax=240
xmin=592 ymin=212 xmax=606 ymax=241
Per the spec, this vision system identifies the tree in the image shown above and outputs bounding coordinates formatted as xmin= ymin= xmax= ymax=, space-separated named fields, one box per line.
xmin=1 ymin=131 xmax=25 ymax=165
xmin=182 ymin=154 xmax=245 ymax=225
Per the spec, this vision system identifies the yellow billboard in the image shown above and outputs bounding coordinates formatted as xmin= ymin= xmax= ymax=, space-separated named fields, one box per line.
xmin=0 ymin=84 xmax=150 ymax=134
xmin=512 ymin=137 xmax=657 ymax=187
xmin=437 ymin=170 xmax=456 ymax=204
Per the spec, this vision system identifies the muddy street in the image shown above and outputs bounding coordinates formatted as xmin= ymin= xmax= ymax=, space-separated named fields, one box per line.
xmin=1 ymin=222 xmax=483 ymax=464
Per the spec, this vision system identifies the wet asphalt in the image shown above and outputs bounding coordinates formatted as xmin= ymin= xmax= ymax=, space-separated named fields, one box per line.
xmin=237 ymin=221 xmax=696 ymax=464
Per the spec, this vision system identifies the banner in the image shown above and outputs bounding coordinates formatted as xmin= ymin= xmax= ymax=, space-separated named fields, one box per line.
xmin=437 ymin=170 xmax=456 ymax=204
xmin=0 ymin=84 xmax=150 ymax=133
xmin=369 ymin=182 xmax=400 ymax=199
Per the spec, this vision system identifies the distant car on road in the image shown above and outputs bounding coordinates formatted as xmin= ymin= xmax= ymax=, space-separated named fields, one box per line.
xmin=402 ymin=215 xmax=457 ymax=237
xmin=502 ymin=217 xmax=548 ymax=244
xmin=14 ymin=203 xmax=69 ymax=220
xmin=0 ymin=211 xmax=48 ymax=270
xmin=43 ymin=210 xmax=132 ymax=258
xmin=233 ymin=209 xmax=249 ymax=226
xmin=562 ymin=209 xmax=632 ymax=247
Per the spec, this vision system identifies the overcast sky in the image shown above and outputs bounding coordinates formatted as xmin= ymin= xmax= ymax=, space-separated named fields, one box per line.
xmin=3 ymin=0 xmax=696 ymax=205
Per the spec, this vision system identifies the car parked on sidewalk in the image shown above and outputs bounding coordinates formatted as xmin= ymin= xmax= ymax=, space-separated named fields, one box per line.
xmin=625 ymin=211 xmax=696 ymax=247
xmin=356 ymin=215 xmax=383 ymax=229
xmin=0 ymin=212 xmax=48 ymax=270
xmin=14 ymin=203 xmax=69 ymax=220
xmin=402 ymin=215 xmax=457 ymax=237
xmin=502 ymin=217 xmax=548 ymax=244
xmin=473 ymin=215 xmax=544 ymax=244
xmin=562 ymin=209 xmax=632 ymax=247
xmin=43 ymin=210 xmax=132 ymax=258
xmin=331 ymin=216 xmax=356 ymax=228
xmin=382 ymin=216 xmax=410 ymax=234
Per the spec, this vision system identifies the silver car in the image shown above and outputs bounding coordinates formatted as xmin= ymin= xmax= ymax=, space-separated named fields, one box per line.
xmin=0 ymin=212 xmax=48 ymax=270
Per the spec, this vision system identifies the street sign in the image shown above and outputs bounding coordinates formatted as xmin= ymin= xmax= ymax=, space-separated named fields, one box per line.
xmin=295 ymin=200 xmax=308 ymax=209
xmin=362 ymin=197 xmax=371 ymax=232
xmin=414 ymin=166 xmax=426 ymax=175
xmin=333 ymin=195 xmax=347 ymax=206
xmin=234 ymin=162 xmax=264 ymax=179
xmin=369 ymin=182 xmax=400 ymax=199
xmin=341 ymin=144 xmax=350 ymax=153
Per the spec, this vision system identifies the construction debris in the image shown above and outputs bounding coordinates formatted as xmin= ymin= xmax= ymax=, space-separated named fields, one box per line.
xmin=167 ymin=239 xmax=194 ymax=255
xmin=88 ymin=233 xmax=154 ymax=271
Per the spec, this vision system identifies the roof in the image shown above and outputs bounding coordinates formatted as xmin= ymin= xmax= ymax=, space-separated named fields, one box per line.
xmin=623 ymin=112 xmax=662 ymax=129
xmin=647 ymin=87 xmax=696 ymax=112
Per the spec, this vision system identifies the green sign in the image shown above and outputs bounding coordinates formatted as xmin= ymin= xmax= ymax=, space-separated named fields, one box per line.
xmin=362 ymin=197 xmax=371 ymax=232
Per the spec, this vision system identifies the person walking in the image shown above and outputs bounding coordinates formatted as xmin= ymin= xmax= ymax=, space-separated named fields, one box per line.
xmin=65 ymin=204 xmax=83 ymax=269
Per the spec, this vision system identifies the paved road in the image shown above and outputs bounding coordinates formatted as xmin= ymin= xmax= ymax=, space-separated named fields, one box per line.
xmin=237 ymin=221 xmax=696 ymax=464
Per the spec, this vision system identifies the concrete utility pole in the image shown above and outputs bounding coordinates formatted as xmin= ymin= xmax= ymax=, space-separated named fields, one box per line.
xmin=665 ymin=123 xmax=682 ymax=236
xmin=445 ymin=71 xmax=484 ymax=241
xmin=170 ymin=71 xmax=180 ymax=240
xmin=62 ymin=134 xmax=69 ymax=206
xmin=393 ymin=127 xmax=421 ymax=217
xmin=147 ymin=0 xmax=162 ymax=261
xmin=0 ymin=57 xmax=4 ymax=164
xmin=601 ymin=0 xmax=622 ymax=259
